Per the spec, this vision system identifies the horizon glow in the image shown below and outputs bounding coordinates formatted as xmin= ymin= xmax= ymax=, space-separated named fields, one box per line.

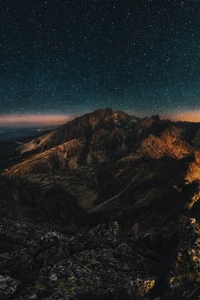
xmin=167 ymin=110 xmax=200 ymax=123
xmin=0 ymin=110 xmax=200 ymax=127
xmin=0 ymin=114 xmax=74 ymax=127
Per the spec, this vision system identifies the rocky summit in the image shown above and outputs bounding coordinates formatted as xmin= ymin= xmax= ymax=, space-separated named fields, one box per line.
xmin=1 ymin=108 xmax=200 ymax=299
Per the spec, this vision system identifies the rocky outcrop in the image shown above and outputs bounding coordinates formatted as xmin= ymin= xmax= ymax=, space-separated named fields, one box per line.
xmin=1 ymin=178 xmax=200 ymax=299
xmin=3 ymin=191 xmax=200 ymax=300
xmin=165 ymin=216 xmax=200 ymax=299
xmin=0 ymin=213 xmax=162 ymax=300
xmin=141 ymin=126 xmax=192 ymax=159
xmin=0 ymin=276 xmax=20 ymax=300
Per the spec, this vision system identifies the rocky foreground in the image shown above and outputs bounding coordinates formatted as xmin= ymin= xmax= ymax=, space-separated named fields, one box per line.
xmin=0 ymin=176 xmax=200 ymax=300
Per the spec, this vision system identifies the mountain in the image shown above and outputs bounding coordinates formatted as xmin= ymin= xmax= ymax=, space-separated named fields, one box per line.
xmin=3 ymin=108 xmax=200 ymax=217
xmin=1 ymin=108 xmax=200 ymax=299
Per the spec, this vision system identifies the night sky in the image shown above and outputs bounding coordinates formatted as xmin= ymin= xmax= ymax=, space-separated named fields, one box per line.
xmin=1 ymin=0 xmax=200 ymax=124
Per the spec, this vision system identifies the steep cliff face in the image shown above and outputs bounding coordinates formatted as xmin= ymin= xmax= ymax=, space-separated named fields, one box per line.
xmin=141 ymin=125 xmax=192 ymax=159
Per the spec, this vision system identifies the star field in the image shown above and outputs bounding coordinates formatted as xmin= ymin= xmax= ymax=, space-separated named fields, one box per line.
xmin=1 ymin=0 xmax=200 ymax=118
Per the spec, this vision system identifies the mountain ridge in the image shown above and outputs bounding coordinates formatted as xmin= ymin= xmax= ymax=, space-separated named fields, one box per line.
xmin=1 ymin=109 xmax=200 ymax=299
xmin=3 ymin=108 xmax=200 ymax=217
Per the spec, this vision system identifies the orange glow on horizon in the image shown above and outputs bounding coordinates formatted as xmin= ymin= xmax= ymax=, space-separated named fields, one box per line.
xmin=166 ymin=110 xmax=200 ymax=123
xmin=0 ymin=114 xmax=73 ymax=127
xmin=0 ymin=110 xmax=200 ymax=127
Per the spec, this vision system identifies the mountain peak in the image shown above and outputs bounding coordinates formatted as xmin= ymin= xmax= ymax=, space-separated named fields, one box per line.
xmin=151 ymin=114 xmax=160 ymax=121
xmin=88 ymin=108 xmax=113 ymax=118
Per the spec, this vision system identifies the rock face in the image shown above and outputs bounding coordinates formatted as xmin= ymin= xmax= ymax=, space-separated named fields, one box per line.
xmin=2 ymin=179 xmax=200 ymax=300
xmin=2 ymin=109 xmax=200 ymax=299
xmin=0 ymin=197 xmax=162 ymax=300
xmin=165 ymin=216 xmax=200 ymax=300
xmin=0 ymin=276 xmax=20 ymax=300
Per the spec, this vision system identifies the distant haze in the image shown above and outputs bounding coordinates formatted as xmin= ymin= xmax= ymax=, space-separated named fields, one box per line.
xmin=0 ymin=110 xmax=200 ymax=128
xmin=165 ymin=110 xmax=200 ymax=123
xmin=0 ymin=114 xmax=73 ymax=127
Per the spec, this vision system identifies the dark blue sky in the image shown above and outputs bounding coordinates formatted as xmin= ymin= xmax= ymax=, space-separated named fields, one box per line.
xmin=1 ymin=0 xmax=200 ymax=116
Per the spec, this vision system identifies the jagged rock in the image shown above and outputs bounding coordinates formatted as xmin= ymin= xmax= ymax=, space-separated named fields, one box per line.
xmin=0 ymin=212 xmax=159 ymax=300
xmin=0 ymin=275 xmax=20 ymax=300
xmin=131 ymin=278 xmax=156 ymax=297
xmin=166 ymin=216 xmax=200 ymax=299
